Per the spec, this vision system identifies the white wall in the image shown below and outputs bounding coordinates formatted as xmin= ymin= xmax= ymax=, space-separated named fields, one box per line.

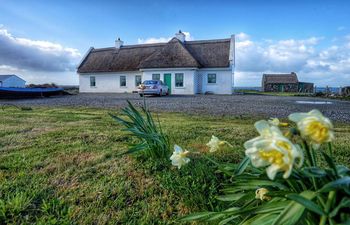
xmin=199 ymin=69 xmax=232 ymax=94
xmin=79 ymin=72 xmax=142 ymax=93
xmin=142 ymin=69 xmax=196 ymax=95
xmin=78 ymin=68 xmax=232 ymax=95
xmin=2 ymin=76 xmax=26 ymax=88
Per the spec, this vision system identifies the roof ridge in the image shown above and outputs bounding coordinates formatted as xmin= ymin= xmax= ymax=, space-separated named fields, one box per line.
xmin=185 ymin=38 xmax=230 ymax=44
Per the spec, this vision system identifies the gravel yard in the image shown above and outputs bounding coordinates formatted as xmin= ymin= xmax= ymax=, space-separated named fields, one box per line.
xmin=1 ymin=93 xmax=350 ymax=122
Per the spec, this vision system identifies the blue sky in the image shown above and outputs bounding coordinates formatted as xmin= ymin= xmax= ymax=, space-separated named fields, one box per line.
xmin=0 ymin=0 xmax=350 ymax=86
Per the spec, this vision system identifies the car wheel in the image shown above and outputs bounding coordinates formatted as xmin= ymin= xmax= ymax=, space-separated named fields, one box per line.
xmin=159 ymin=89 xmax=162 ymax=97
xmin=139 ymin=94 xmax=144 ymax=97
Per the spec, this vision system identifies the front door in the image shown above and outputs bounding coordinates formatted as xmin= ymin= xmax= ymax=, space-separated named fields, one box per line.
xmin=164 ymin=73 xmax=171 ymax=94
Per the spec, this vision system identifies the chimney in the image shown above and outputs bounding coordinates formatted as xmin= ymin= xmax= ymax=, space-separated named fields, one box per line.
xmin=115 ymin=37 xmax=124 ymax=49
xmin=175 ymin=30 xmax=186 ymax=42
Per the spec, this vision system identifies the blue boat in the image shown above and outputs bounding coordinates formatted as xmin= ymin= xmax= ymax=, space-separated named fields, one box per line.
xmin=0 ymin=87 xmax=64 ymax=98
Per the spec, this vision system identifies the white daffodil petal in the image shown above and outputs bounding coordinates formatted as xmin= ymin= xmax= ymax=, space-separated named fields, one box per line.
xmin=254 ymin=120 xmax=271 ymax=136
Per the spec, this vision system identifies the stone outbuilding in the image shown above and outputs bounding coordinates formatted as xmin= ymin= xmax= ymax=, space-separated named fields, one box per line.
xmin=262 ymin=72 xmax=314 ymax=93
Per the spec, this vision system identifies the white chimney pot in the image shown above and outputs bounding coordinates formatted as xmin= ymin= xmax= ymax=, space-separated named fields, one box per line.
xmin=115 ymin=37 xmax=124 ymax=49
xmin=175 ymin=30 xmax=186 ymax=42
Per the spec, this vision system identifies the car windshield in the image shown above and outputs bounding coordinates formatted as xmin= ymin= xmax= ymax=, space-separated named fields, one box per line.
xmin=143 ymin=80 xmax=158 ymax=85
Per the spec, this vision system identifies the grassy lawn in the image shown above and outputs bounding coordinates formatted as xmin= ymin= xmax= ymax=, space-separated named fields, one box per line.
xmin=1 ymin=107 xmax=349 ymax=224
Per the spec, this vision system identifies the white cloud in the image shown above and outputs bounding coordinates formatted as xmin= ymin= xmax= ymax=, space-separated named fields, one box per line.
xmin=0 ymin=27 xmax=81 ymax=72
xmin=338 ymin=26 xmax=346 ymax=31
xmin=137 ymin=31 xmax=193 ymax=44
xmin=234 ymin=34 xmax=350 ymax=87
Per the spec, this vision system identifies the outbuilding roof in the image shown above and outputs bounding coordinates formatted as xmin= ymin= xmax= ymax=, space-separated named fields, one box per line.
xmin=263 ymin=73 xmax=299 ymax=84
xmin=0 ymin=75 xmax=25 ymax=82
xmin=77 ymin=37 xmax=231 ymax=73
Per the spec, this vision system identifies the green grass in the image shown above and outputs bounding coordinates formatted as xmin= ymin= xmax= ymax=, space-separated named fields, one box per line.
xmin=0 ymin=107 xmax=349 ymax=224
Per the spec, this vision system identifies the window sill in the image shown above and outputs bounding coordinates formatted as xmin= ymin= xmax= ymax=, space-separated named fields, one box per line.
xmin=120 ymin=86 xmax=127 ymax=88
xmin=175 ymin=86 xmax=185 ymax=89
xmin=207 ymin=83 xmax=217 ymax=85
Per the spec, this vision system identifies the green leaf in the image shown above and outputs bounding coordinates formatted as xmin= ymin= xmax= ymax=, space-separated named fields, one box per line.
xmin=321 ymin=151 xmax=339 ymax=177
xmin=180 ymin=211 xmax=216 ymax=221
xmin=319 ymin=177 xmax=350 ymax=193
xmin=302 ymin=167 xmax=327 ymax=178
xmin=336 ymin=165 xmax=350 ymax=177
xmin=234 ymin=156 xmax=250 ymax=175
xmin=218 ymin=215 xmax=240 ymax=225
xmin=241 ymin=213 xmax=279 ymax=225
xmin=272 ymin=191 xmax=316 ymax=225
xmin=216 ymin=193 xmax=246 ymax=202
xmin=286 ymin=193 xmax=325 ymax=216
xmin=329 ymin=198 xmax=350 ymax=218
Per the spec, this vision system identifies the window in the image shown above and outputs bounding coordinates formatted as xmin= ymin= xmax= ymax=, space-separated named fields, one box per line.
xmin=120 ymin=76 xmax=126 ymax=87
xmin=135 ymin=75 xmax=142 ymax=86
xmin=152 ymin=74 xmax=160 ymax=80
xmin=207 ymin=74 xmax=216 ymax=84
xmin=175 ymin=73 xmax=184 ymax=87
xmin=90 ymin=76 xmax=96 ymax=87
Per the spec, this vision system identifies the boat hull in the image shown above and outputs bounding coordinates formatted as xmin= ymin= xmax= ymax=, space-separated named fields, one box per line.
xmin=0 ymin=87 xmax=64 ymax=99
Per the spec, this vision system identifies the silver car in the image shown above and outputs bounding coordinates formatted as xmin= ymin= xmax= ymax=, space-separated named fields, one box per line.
xmin=138 ymin=80 xmax=169 ymax=97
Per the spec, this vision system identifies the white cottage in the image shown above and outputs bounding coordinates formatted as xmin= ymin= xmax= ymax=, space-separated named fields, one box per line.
xmin=0 ymin=75 xmax=26 ymax=88
xmin=77 ymin=31 xmax=235 ymax=95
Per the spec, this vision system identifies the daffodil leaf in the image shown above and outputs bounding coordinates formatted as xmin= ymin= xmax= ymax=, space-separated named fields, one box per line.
xmin=180 ymin=211 xmax=216 ymax=221
xmin=286 ymin=193 xmax=325 ymax=216
xmin=216 ymin=193 xmax=246 ymax=202
xmin=321 ymin=151 xmax=339 ymax=177
xmin=218 ymin=215 xmax=240 ymax=225
xmin=302 ymin=167 xmax=327 ymax=177
xmin=319 ymin=177 xmax=350 ymax=193
xmin=240 ymin=213 xmax=278 ymax=225
xmin=272 ymin=191 xmax=316 ymax=225
xmin=329 ymin=198 xmax=350 ymax=218
xmin=234 ymin=156 xmax=250 ymax=175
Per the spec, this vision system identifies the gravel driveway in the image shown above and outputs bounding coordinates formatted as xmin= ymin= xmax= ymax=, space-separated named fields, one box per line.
xmin=1 ymin=93 xmax=350 ymax=122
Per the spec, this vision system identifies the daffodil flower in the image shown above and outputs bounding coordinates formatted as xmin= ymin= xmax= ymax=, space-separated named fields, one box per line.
xmin=268 ymin=118 xmax=289 ymax=127
xmin=245 ymin=120 xmax=303 ymax=180
xmin=255 ymin=188 xmax=271 ymax=201
xmin=206 ymin=135 xmax=232 ymax=152
xmin=289 ymin=109 xmax=334 ymax=149
xmin=170 ymin=145 xmax=190 ymax=169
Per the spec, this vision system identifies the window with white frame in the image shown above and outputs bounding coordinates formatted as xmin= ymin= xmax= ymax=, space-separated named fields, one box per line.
xmin=135 ymin=75 xmax=142 ymax=86
xmin=90 ymin=76 xmax=96 ymax=87
xmin=175 ymin=73 xmax=184 ymax=87
xmin=120 ymin=76 xmax=126 ymax=87
xmin=152 ymin=74 xmax=160 ymax=80
xmin=207 ymin=73 xmax=216 ymax=84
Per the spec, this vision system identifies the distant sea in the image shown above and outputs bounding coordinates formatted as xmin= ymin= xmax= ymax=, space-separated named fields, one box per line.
xmin=234 ymin=86 xmax=341 ymax=93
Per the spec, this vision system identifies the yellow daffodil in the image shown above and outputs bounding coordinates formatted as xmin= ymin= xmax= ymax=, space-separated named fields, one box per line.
xmin=206 ymin=135 xmax=232 ymax=152
xmin=289 ymin=109 xmax=334 ymax=148
xmin=255 ymin=188 xmax=271 ymax=201
xmin=245 ymin=120 xmax=303 ymax=180
xmin=268 ymin=118 xmax=289 ymax=127
xmin=170 ymin=145 xmax=190 ymax=169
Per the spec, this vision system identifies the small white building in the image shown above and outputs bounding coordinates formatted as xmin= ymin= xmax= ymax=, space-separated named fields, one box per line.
xmin=77 ymin=31 xmax=235 ymax=95
xmin=0 ymin=75 xmax=26 ymax=88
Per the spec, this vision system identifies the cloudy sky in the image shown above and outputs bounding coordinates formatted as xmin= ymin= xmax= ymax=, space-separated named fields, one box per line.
xmin=0 ymin=0 xmax=350 ymax=86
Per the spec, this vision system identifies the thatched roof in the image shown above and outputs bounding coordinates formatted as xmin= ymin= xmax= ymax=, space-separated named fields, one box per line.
xmin=77 ymin=38 xmax=230 ymax=73
xmin=263 ymin=73 xmax=299 ymax=84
